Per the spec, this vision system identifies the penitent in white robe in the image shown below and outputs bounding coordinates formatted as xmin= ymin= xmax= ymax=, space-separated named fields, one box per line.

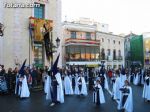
xmin=113 ymin=76 xmax=122 ymax=100
xmin=133 ymin=73 xmax=140 ymax=85
xmin=142 ymin=76 xmax=150 ymax=100
xmin=45 ymin=75 xmax=52 ymax=100
xmin=93 ymin=84 xmax=105 ymax=104
xmin=44 ymin=74 xmax=49 ymax=94
xmin=118 ymin=86 xmax=133 ymax=112
xmin=64 ymin=75 xmax=73 ymax=95
xmin=20 ymin=76 xmax=30 ymax=98
xmin=55 ymin=73 xmax=64 ymax=103
xmin=74 ymin=76 xmax=88 ymax=96
xmin=104 ymin=74 xmax=109 ymax=90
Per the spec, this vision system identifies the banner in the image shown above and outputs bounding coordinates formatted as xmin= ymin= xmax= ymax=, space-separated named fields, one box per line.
xmin=29 ymin=17 xmax=53 ymax=41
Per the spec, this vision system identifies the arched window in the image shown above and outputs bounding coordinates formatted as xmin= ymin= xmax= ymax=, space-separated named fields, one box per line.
xmin=102 ymin=38 xmax=104 ymax=42
xmin=113 ymin=40 xmax=115 ymax=44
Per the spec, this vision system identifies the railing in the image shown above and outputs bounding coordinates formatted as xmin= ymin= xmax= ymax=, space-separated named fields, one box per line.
xmin=66 ymin=58 xmax=100 ymax=62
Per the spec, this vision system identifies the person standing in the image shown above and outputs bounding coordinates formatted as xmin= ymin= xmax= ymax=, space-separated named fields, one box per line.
xmin=75 ymin=71 xmax=88 ymax=96
xmin=15 ymin=60 xmax=30 ymax=98
xmin=47 ymin=54 xmax=64 ymax=106
xmin=93 ymin=80 xmax=105 ymax=106
xmin=118 ymin=80 xmax=133 ymax=112
xmin=112 ymin=70 xmax=122 ymax=100
xmin=142 ymin=71 xmax=150 ymax=102
xmin=5 ymin=68 xmax=14 ymax=94
xmin=64 ymin=70 xmax=73 ymax=95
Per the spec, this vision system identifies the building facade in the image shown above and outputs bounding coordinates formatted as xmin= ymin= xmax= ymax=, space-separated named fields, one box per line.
xmin=62 ymin=21 xmax=100 ymax=67
xmin=96 ymin=32 xmax=125 ymax=69
xmin=142 ymin=33 xmax=150 ymax=67
xmin=0 ymin=0 xmax=62 ymax=68
xmin=62 ymin=18 xmax=125 ymax=69
xmin=124 ymin=33 xmax=137 ymax=68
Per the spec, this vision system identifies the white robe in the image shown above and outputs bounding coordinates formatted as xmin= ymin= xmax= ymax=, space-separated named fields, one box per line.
xmin=64 ymin=75 xmax=73 ymax=95
xmin=118 ymin=86 xmax=133 ymax=112
xmin=55 ymin=73 xmax=64 ymax=103
xmin=45 ymin=75 xmax=52 ymax=100
xmin=142 ymin=76 xmax=150 ymax=100
xmin=93 ymin=84 xmax=105 ymax=104
xmin=44 ymin=74 xmax=49 ymax=94
xmin=133 ymin=73 xmax=139 ymax=85
xmin=113 ymin=76 xmax=122 ymax=100
xmin=74 ymin=76 xmax=88 ymax=95
xmin=104 ymin=74 xmax=109 ymax=90
xmin=20 ymin=76 xmax=30 ymax=98
xmin=120 ymin=74 xmax=127 ymax=87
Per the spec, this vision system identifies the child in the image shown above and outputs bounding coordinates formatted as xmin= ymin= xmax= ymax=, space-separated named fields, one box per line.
xmin=93 ymin=80 xmax=105 ymax=105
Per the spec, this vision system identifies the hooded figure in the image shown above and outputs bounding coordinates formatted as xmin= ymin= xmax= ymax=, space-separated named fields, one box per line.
xmin=112 ymin=72 xmax=122 ymax=100
xmin=64 ymin=70 xmax=73 ymax=95
xmin=47 ymin=54 xmax=64 ymax=106
xmin=118 ymin=80 xmax=133 ymax=112
xmin=120 ymin=66 xmax=127 ymax=87
xmin=93 ymin=80 xmax=105 ymax=105
xmin=74 ymin=72 xmax=87 ymax=96
xmin=15 ymin=59 xmax=30 ymax=98
xmin=142 ymin=74 xmax=150 ymax=101
xmin=133 ymin=70 xmax=140 ymax=85
xmin=99 ymin=65 xmax=109 ymax=90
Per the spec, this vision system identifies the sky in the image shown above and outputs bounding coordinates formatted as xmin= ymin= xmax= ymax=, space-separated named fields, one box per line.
xmin=62 ymin=0 xmax=150 ymax=35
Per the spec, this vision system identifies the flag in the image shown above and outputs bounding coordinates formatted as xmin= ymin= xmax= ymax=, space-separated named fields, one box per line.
xmin=19 ymin=59 xmax=27 ymax=76
xmin=51 ymin=54 xmax=60 ymax=75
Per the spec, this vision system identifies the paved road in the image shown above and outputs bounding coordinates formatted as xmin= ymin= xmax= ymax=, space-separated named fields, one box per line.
xmin=0 ymin=84 xmax=150 ymax=112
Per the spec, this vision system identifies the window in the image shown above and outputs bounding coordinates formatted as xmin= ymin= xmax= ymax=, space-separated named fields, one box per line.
xmin=86 ymin=32 xmax=91 ymax=40
xmin=34 ymin=43 xmax=44 ymax=67
xmin=34 ymin=4 xmax=45 ymax=18
xmin=107 ymin=49 xmax=111 ymax=56
xmin=71 ymin=31 xmax=76 ymax=39
xmin=108 ymin=39 xmax=110 ymax=43
xmin=102 ymin=38 xmax=104 ymax=42
xmin=118 ymin=50 xmax=121 ymax=56
xmin=113 ymin=49 xmax=116 ymax=60
xmin=101 ymin=48 xmax=105 ymax=60
xmin=113 ymin=40 xmax=115 ymax=44
xmin=119 ymin=41 xmax=120 ymax=45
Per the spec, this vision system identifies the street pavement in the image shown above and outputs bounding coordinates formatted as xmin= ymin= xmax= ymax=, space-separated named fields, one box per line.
xmin=0 ymin=84 xmax=150 ymax=112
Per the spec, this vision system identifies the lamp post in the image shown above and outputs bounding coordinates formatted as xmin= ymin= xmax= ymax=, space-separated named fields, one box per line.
xmin=0 ymin=23 xmax=4 ymax=37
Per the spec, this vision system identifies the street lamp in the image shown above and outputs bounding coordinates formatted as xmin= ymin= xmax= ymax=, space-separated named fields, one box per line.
xmin=0 ymin=23 xmax=4 ymax=36
xmin=55 ymin=37 xmax=60 ymax=48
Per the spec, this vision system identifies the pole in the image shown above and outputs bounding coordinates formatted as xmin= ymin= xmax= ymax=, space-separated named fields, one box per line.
xmin=29 ymin=33 xmax=31 ymax=66
xmin=50 ymin=31 xmax=53 ymax=68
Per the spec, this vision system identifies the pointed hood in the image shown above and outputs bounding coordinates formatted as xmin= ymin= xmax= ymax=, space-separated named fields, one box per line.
xmin=100 ymin=64 xmax=105 ymax=75
xmin=51 ymin=53 xmax=60 ymax=75
xmin=19 ymin=59 xmax=27 ymax=76
xmin=121 ymin=65 xmax=125 ymax=75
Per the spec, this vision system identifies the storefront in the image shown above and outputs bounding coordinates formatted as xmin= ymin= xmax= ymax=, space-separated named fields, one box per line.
xmin=143 ymin=35 xmax=150 ymax=67
xmin=65 ymin=45 xmax=100 ymax=61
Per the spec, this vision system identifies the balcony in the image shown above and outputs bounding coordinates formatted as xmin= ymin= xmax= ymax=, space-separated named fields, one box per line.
xmin=118 ymin=56 xmax=123 ymax=60
xmin=65 ymin=38 xmax=100 ymax=46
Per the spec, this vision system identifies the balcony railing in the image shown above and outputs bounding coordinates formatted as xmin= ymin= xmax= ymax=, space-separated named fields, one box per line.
xmin=100 ymin=56 xmax=123 ymax=61
xmin=66 ymin=58 xmax=100 ymax=62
